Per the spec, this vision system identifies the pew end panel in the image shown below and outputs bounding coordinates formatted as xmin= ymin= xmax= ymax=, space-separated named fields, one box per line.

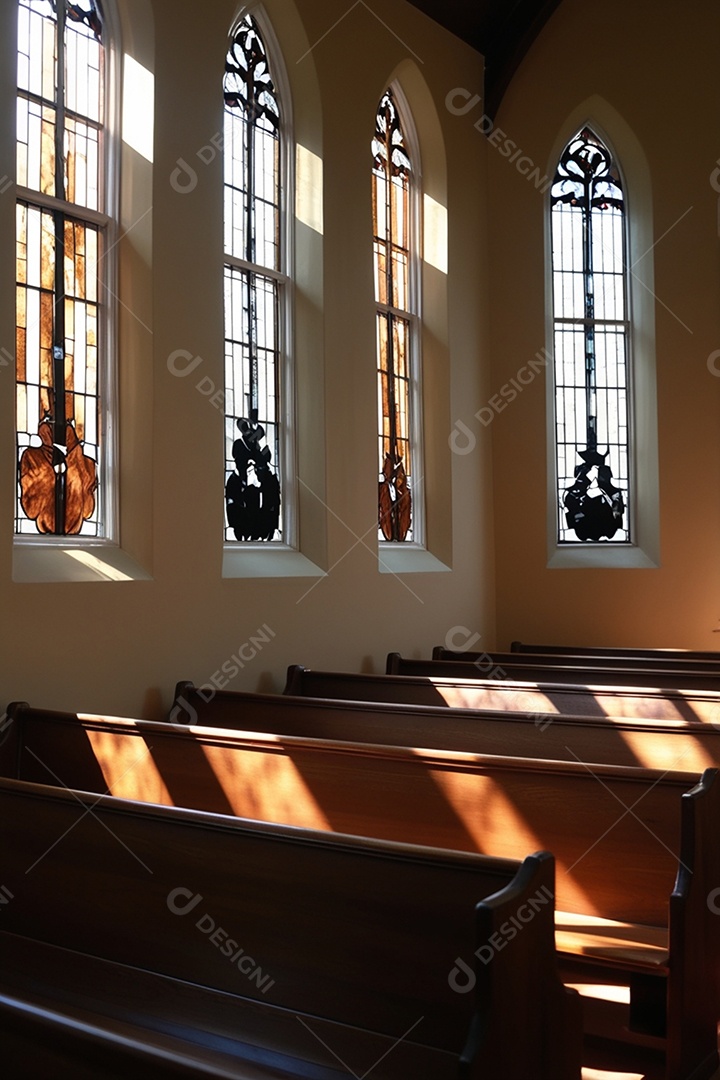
xmin=554 ymin=766 xmax=720 ymax=1080
xmin=284 ymin=665 xmax=307 ymax=696
xmin=170 ymin=681 xmax=201 ymax=725
xmin=664 ymin=767 xmax=720 ymax=1079
xmin=0 ymin=699 xmax=25 ymax=779
xmin=459 ymin=851 xmax=583 ymax=1080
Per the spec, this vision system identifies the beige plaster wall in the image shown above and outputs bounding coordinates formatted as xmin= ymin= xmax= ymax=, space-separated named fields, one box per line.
xmin=488 ymin=0 xmax=720 ymax=648
xmin=0 ymin=0 xmax=493 ymax=718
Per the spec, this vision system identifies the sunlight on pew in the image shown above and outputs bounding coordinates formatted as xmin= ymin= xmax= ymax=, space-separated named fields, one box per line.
xmin=566 ymin=982 xmax=631 ymax=1005
xmin=430 ymin=771 xmax=594 ymax=912
xmin=581 ymin=1070 xmax=643 ymax=1080
xmin=199 ymin=742 xmax=332 ymax=829
xmin=430 ymin=678 xmax=563 ymax=713
xmin=593 ymin=691 xmax=689 ymax=721
xmin=85 ymin=727 xmax=174 ymax=805
xmin=618 ymin=730 xmax=714 ymax=771
xmin=676 ymin=691 xmax=720 ymax=724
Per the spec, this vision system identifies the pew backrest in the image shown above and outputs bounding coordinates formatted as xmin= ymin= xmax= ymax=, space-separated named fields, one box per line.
xmin=388 ymin=652 xmax=720 ymax=690
xmin=281 ymin=665 xmax=720 ymax=726
xmin=0 ymin=772 xmax=579 ymax=1079
xmin=510 ymin=641 xmax=720 ymax=663
xmin=5 ymin=704 xmax=717 ymax=930
xmin=435 ymin=646 xmax=720 ymax=675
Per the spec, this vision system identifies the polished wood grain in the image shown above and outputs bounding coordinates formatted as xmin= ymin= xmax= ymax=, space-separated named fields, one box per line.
xmin=5 ymin=704 xmax=720 ymax=1079
xmin=0 ymin=775 xmax=580 ymax=1079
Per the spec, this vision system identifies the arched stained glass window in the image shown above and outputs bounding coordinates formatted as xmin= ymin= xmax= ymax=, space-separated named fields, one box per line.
xmin=550 ymin=127 xmax=630 ymax=544
xmin=223 ymin=12 xmax=285 ymax=544
xmin=16 ymin=0 xmax=108 ymax=536
xmin=373 ymin=87 xmax=419 ymax=544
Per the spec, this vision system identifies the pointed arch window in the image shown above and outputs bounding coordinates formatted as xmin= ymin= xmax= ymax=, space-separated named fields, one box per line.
xmin=223 ymin=12 xmax=286 ymax=544
xmin=372 ymin=87 xmax=420 ymax=544
xmin=15 ymin=0 xmax=109 ymax=537
xmin=550 ymin=127 xmax=630 ymax=544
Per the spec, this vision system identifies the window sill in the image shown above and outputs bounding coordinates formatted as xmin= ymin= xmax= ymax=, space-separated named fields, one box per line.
xmin=222 ymin=544 xmax=326 ymax=579
xmin=548 ymin=543 xmax=659 ymax=569
xmin=379 ymin=544 xmax=451 ymax=574
xmin=12 ymin=540 xmax=153 ymax=583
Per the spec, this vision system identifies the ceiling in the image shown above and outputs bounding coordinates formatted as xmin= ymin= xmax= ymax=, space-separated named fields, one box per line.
xmin=406 ymin=0 xmax=562 ymax=118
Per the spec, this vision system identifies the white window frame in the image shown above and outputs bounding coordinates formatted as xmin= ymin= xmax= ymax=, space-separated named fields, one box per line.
xmin=222 ymin=6 xmax=297 ymax=556
xmin=10 ymin=0 xmax=152 ymax=583
xmin=545 ymin=106 xmax=659 ymax=569
xmin=375 ymin=79 xmax=426 ymax=553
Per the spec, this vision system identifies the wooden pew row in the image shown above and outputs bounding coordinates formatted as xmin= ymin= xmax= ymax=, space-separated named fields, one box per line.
xmin=282 ymin=665 xmax=720 ymax=724
xmin=433 ymin=643 xmax=720 ymax=678
xmin=435 ymin=646 xmax=720 ymax=675
xmin=510 ymin=641 xmax=720 ymax=663
xmin=171 ymin=674 xmax=720 ymax=775
xmin=387 ymin=651 xmax=720 ymax=690
xmin=4 ymin=703 xmax=719 ymax=1080
xmin=0 ymin=774 xmax=579 ymax=1080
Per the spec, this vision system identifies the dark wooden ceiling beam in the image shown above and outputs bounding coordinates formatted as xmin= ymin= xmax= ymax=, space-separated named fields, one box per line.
xmin=406 ymin=0 xmax=562 ymax=119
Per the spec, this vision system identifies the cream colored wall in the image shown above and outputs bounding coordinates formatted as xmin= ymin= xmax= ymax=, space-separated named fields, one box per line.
xmin=0 ymin=0 xmax=493 ymax=719
xmin=488 ymin=0 xmax=720 ymax=648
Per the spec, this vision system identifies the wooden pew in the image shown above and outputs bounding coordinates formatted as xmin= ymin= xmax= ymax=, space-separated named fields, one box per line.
xmin=282 ymin=664 xmax=720 ymax=724
xmin=427 ymin=643 xmax=720 ymax=678
xmin=388 ymin=651 xmax=720 ymax=690
xmin=0 ymin=773 xmax=580 ymax=1080
xmin=436 ymin=643 xmax=720 ymax=669
xmin=3 ymin=703 xmax=719 ymax=1079
xmin=281 ymin=667 xmax=720 ymax=768
xmin=511 ymin=641 xmax=720 ymax=663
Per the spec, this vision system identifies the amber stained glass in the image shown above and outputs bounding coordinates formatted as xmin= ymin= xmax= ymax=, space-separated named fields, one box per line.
xmin=373 ymin=88 xmax=414 ymax=542
xmin=15 ymin=0 xmax=103 ymax=535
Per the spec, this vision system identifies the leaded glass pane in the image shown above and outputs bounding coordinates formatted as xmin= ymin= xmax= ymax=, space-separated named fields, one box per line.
xmin=15 ymin=0 xmax=104 ymax=537
xmin=373 ymin=88 xmax=415 ymax=543
xmin=223 ymin=14 xmax=283 ymax=543
xmin=551 ymin=128 xmax=630 ymax=543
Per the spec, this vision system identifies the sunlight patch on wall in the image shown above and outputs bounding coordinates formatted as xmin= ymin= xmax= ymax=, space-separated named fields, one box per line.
xmin=296 ymin=144 xmax=323 ymax=234
xmin=63 ymin=549 xmax=134 ymax=581
xmin=123 ymin=55 xmax=155 ymax=162
xmin=423 ymin=193 xmax=447 ymax=274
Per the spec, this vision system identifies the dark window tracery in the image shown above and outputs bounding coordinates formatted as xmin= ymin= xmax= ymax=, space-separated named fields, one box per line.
xmin=550 ymin=128 xmax=630 ymax=543
xmin=223 ymin=14 xmax=283 ymax=544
